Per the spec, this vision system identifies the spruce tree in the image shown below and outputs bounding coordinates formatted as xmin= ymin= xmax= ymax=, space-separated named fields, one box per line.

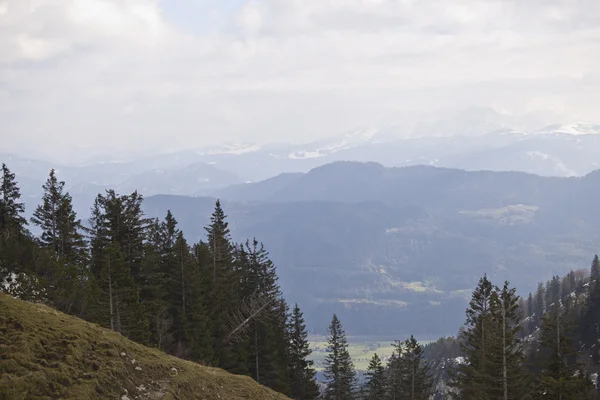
xmin=239 ymin=239 xmax=290 ymax=392
xmin=388 ymin=335 xmax=432 ymax=400
xmin=205 ymin=200 xmax=242 ymax=371
xmin=535 ymin=305 xmax=594 ymax=399
xmin=488 ymin=281 xmax=530 ymax=400
xmin=579 ymin=277 xmax=600 ymax=363
xmin=591 ymin=255 xmax=600 ymax=283
xmin=450 ymin=274 xmax=495 ymax=399
xmin=140 ymin=218 xmax=170 ymax=350
xmin=323 ymin=314 xmax=356 ymax=400
xmin=30 ymin=169 xmax=86 ymax=263
xmin=0 ymin=163 xmax=27 ymax=238
xmin=0 ymin=164 xmax=37 ymax=298
xmin=87 ymin=191 xmax=149 ymax=343
xmin=288 ymin=303 xmax=320 ymax=400
xmin=364 ymin=353 xmax=386 ymax=400
xmin=534 ymin=282 xmax=546 ymax=325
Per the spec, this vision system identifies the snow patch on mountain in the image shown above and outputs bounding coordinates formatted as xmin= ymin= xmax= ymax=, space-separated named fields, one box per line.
xmin=535 ymin=123 xmax=600 ymax=136
xmin=198 ymin=143 xmax=262 ymax=156
xmin=287 ymin=128 xmax=382 ymax=159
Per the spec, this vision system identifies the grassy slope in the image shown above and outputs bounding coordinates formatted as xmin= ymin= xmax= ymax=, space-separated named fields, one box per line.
xmin=0 ymin=294 xmax=289 ymax=400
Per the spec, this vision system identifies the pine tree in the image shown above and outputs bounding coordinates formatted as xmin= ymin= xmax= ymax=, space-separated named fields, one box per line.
xmin=579 ymin=276 xmax=600 ymax=363
xmin=364 ymin=353 xmax=386 ymax=400
xmin=87 ymin=191 xmax=149 ymax=344
xmin=187 ymin=242 xmax=213 ymax=364
xmin=0 ymin=163 xmax=27 ymax=238
xmin=450 ymin=274 xmax=495 ymax=399
xmin=205 ymin=200 xmax=242 ymax=371
xmin=0 ymin=164 xmax=37 ymax=297
xmin=323 ymin=314 xmax=356 ymax=400
xmin=488 ymin=282 xmax=530 ymax=400
xmin=388 ymin=336 xmax=432 ymax=400
xmin=89 ymin=242 xmax=148 ymax=342
xmin=239 ymin=239 xmax=290 ymax=392
xmin=591 ymin=255 xmax=600 ymax=283
xmin=30 ymin=169 xmax=86 ymax=263
xmin=167 ymin=231 xmax=212 ymax=362
xmin=534 ymin=282 xmax=546 ymax=325
xmin=140 ymin=218 xmax=170 ymax=350
xmin=288 ymin=303 xmax=320 ymax=400
xmin=535 ymin=305 xmax=594 ymax=399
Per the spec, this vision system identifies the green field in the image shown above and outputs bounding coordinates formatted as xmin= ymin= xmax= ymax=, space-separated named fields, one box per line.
xmin=308 ymin=336 xmax=431 ymax=371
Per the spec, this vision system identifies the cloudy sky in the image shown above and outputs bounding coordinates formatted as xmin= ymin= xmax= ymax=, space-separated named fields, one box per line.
xmin=2 ymin=0 xmax=600 ymax=159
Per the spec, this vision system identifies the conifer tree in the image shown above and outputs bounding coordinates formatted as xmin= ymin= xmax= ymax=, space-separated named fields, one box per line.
xmin=240 ymin=239 xmax=290 ymax=392
xmin=488 ymin=282 xmax=530 ymax=400
xmin=288 ymin=303 xmax=319 ymax=400
xmin=534 ymin=282 xmax=546 ymax=324
xmin=535 ymin=305 xmax=594 ymax=399
xmin=0 ymin=164 xmax=37 ymax=296
xmin=364 ymin=353 xmax=386 ymax=400
xmin=87 ymin=191 xmax=149 ymax=343
xmin=579 ymin=276 xmax=600 ymax=363
xmin=0 ymin=163 xmax=27 ymax=238
xmin=31 ymin=169 xmax=86 ymax=263
xmin=205 ymin=200 xmax=242 ymax=371
xmin=139 ymin=218 xmax=170 ymax=350
xmin=450 ymin=274 xmax=495 ymax=399
xmin=323 ymin=314 xmax=356 ymax=400
xmin=388 ymin=336 xmax=432 ymax=400
xmin=591 ymin=255 xmax=600 ymax=282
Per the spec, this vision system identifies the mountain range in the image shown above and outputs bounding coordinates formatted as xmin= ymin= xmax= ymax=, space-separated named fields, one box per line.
xmin=141 ymin=162 xmax=600 ymax=337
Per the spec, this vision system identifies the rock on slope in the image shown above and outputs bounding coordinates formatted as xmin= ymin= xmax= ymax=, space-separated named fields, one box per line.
xmin=0 ymin=294 xmax=289 ymax=400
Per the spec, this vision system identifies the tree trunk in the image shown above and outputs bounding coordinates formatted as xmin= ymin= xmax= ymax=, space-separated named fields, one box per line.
xmin=108 ymin=253 xmax=114 ymax=331
xmin=502 ymin=302 xmax=508 ymax=400
xmin=254 ymin=327 xmax=260 ymax=383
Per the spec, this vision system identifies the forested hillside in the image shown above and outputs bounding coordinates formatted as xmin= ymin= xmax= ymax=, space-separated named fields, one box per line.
xmin=423 ymin=259 xmax=600 ymax=399
xmin=0 ymin=164 xmax=318 ymax=399
xmin=145 ymin=162 xmax=600 ymax=336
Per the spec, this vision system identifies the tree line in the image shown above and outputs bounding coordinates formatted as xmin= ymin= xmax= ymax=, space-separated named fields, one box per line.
xmin=0 ymin=164 xmax=319 ymax=399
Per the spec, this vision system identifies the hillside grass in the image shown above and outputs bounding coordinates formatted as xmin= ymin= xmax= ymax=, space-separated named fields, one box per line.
xmin=0 ymin=294 xmax=289 ymax=400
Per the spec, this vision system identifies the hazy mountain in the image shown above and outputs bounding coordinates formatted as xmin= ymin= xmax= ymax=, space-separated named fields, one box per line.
xmin=144 ymin=163 xmax=600 ymax=337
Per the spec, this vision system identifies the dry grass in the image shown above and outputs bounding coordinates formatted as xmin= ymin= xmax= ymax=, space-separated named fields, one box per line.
xmin=0 ymin=294 xmax=289 ymax=400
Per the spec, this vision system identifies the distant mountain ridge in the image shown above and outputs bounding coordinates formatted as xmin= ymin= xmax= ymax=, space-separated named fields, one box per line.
xmin=142 ymin=162 xmax=600 ymax=337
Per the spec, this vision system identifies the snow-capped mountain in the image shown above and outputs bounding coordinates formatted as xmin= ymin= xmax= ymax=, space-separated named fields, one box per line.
xmin=533 ymin=123 xmax=600 ymax=136
xmin=197 ymin=142 xmax=263 ymax=156
xmin=287 ymin=128 xmax=384 ymax=160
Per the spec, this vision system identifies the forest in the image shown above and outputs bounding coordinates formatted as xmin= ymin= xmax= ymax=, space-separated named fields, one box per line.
xmin=3 ymin=162 xmax=600 ymax=400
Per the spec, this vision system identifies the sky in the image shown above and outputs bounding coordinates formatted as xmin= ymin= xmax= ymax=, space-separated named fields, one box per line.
xmin=2 ymin=0 xmax=600 ymax=160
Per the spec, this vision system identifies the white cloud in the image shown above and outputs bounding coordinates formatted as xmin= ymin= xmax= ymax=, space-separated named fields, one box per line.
xmin=1 ymin=0 xmax=600 ymax=159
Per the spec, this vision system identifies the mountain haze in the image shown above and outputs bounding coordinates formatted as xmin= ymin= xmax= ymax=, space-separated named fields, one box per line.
xmin=143 ymin=162 xmax=600 ymax=337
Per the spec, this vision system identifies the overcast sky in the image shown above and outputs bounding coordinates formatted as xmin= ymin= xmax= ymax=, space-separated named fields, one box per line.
xmin=2 ymin=0 xmax=600 ymax=159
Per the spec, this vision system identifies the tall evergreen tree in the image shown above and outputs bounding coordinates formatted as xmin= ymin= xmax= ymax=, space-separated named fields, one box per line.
xmin=534 ymin=282 xmax=546 ymax=324
xmin=87 ymin=191 xmax=149 ymax=343
xmin=239 ymin=239 xmax=290 ymax=392
xmin=488 ymin=282 xmax=530 ymax=400
xmin=535 ymin=305 xmax=594 ymax=399
xmin=0 ymin=163 xmax=27 ymax=238
xmin=388 ymin=335 xmax=432 ymax=400
xmin=323 ymin=314 xmax=356 ymax=400
xmin=287 ymin=303 xmax=320 ymax=400
xmin=30 ymin=169 xmax=86 ymax=263
xmin=363 ymin=353 xmax=387 ymax=400
xmin=450 ymin=274 xmax=495 ymax=399
xmin=591 ymin=255 xmax=600 ymax=283
xmin=205 ymin=200 xmax=242 ymax=371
